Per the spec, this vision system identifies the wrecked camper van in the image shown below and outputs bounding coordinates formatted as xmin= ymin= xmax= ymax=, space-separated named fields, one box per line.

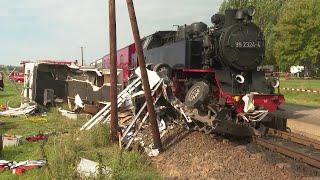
xmin=23 ymin=62 xmax=123 ymax=108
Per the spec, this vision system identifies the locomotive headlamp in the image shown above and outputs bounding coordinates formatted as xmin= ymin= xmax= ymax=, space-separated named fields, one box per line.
xmin=246 ymin=6 xmax=256 ymax=16
xmin=235 ymin=75 xmax=245 ymax=84
xmin=271 ymin=78 xmax=280 ymax=88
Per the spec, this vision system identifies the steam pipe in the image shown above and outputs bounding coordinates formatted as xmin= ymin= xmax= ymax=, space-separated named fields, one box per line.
xmin=126 ymin=0 xmax=162 ymax=150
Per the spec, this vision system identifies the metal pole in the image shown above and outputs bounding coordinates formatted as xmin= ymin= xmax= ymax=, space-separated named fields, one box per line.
xmin=126 ymin=0 xmax=162 ymax=150
xmin=109 ymin=0 xmax=118 ymax=142
xmin=81 ymin=46 xmax=84 ymax=66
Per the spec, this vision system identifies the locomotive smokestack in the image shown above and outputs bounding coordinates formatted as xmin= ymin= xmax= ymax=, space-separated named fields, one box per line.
xmin=236 ymin=6 xmax=256 ymax=21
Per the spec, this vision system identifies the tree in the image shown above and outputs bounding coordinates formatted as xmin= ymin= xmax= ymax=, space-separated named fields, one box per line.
xmin=219 ymin=0 xmax=253 ymax=13
xmin=253 ymin=0 xmax=286 ymax=65
xmin=274 ymin=0 xmax=320 ymax=71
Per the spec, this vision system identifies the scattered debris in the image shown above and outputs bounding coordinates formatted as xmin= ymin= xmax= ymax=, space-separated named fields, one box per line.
xmin=83 ymin=104 xmax=99 ymax=114
xmin=0 ymin=160 xmax=12 ymax=172
xmin=58 ymin=108 xmax=88 ymax=120
xmin=76 ymin=158 xmax=112 ymax=178
xmin=158 ymin=119 xmax=166 ymax=132
xmin=80 ymin=77 xmax=142 ymax=130
xmin=59 ymin=108 xmax=78 ymax=120
xmin=0 ymin=160 xmax=45 ymax=175
xmin=146 ymin=148 xmax=160 ymax=157
xmin=11 ymin=160 xmax=46 ymax=175
xmin=25 ymin=134 xmax=48 ymax=142
xmin=80 ymin=67 xmax=191 ymax=155
xmin=0 ymin=104 xmax=8 ymax=111
xmin=0 ymin=104 xmax=37 ymax=117
xmin=119 ymin=108 xmax=133 ymax=125
xmin=74 ymin=94 xmax=84 ymax=109
xmin=3 ymin=135 xmax=22 ymax=148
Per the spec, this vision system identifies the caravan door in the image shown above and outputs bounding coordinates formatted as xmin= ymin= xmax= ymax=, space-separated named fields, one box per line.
xmin=24 ymin=63 xmax=37 ymax=101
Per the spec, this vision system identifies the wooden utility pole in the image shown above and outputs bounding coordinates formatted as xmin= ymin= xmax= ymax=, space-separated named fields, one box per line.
xmin=109 ymin=0 xmax=119 ymax=142
xmin=126 ymin=0 xmax=162 ymax=150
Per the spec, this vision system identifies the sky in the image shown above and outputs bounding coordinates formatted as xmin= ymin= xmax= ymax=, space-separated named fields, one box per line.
xmin=0 ymin=0 xmax=223 ymax=65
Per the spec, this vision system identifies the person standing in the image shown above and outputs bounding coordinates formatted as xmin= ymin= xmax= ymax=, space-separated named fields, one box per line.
xmin=0 ymin=72 xmax=4 ymax=91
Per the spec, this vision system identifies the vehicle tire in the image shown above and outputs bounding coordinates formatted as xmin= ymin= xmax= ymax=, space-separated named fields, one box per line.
xmin=185 ymin=81 xmax=210 ymax=108
xmin=153 ymin=63 xmax=172 ymax=78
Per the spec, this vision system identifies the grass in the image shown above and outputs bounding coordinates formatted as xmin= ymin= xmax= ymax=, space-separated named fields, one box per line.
xmin=280 ymin=78 xmax=320 ymax=107
xmin=280 ymin=78 xmax=320 ymax=90
xmin=0 ymin=77 xmax=160 ymax=179
xmin=282 ymin=91 xmax=320 ymax=107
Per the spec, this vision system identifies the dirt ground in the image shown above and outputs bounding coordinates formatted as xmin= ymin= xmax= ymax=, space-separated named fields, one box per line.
xmin=282 ymin=104 xmax=320 ymax=126
xmin=152 ymin=128 xmax=320 ymax=179
xmin=281 ymin=104 xmax=320 ymax=140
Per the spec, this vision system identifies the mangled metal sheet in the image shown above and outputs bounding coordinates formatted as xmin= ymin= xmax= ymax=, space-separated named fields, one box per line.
xmin=67 ymin=80 xmax=121 ymax=104
xmin=80 ymin=77 xmax=143 ymax=130
xmin=135 ymin=67 xmax=161 ymax=89
xmin=0 ymin=104 xmax=37 ymax=117
xmin=80 ymin=68 xmax=163 ymax=131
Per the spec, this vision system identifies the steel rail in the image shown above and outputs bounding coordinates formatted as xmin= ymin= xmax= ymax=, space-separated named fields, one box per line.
xmin=268 ymin=128 xmax=320 ymax=150
xmin=254 ymin=129 xmax=320 ymax=169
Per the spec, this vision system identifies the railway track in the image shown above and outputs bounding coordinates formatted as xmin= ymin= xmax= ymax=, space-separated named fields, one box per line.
xmin=253 ymin=128 xmax=320 ymax=168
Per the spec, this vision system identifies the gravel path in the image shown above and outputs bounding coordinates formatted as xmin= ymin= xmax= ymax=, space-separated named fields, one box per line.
xmin=152 ymin=129 xmax=320 ymax=179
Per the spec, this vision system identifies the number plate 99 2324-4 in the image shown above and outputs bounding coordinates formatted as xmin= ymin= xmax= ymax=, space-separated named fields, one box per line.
xmin=235 ymin=41 xmax=261 ymax=48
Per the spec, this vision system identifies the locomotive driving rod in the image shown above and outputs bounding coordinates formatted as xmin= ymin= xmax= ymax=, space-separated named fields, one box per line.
xmin=109 ymin=0 xmax=118 ymax=141
xmin=126 ymin=0 xmax=162 ymax=150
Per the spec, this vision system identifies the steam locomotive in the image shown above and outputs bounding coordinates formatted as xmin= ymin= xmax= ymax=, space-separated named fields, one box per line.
xmin=101 ymin=7 xmax=287 ymax=136
xmin=139 ymin=7 xmax=286 ymax=136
